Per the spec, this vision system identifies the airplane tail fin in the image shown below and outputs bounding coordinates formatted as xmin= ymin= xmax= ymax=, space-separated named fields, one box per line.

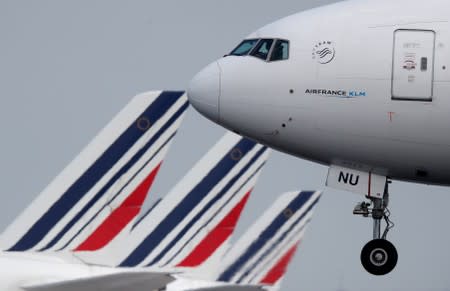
xmin=0 ymin=91 xmax=189 ymax=252
xmin=216 ymin=190 xmax=322 ymax=289
xmin=76 ymin=132 xmax=270 ymax=273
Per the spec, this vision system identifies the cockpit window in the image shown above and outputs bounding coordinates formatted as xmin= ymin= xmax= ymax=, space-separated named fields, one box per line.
xmin=250 ymin=39 xmax=274 ymax=60
xmin=229 ymin=38 xmax=290 ymax=62
xmin=270 ymin=40 xmax=289 ymax=61
xmin=230 ymin=39 xmax=259 ymax=56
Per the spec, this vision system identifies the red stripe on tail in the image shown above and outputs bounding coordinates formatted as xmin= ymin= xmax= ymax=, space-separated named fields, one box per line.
xmin=176 ymin=189 xmax=252 ymax=267
xmin=74 ymin=163 xmax=162 ymax=251
xmin=259 ymin=241 xmax=300 ymax=285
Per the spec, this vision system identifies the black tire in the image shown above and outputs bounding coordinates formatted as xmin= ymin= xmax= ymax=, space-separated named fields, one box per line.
xmin=360 ymin=239 xmax=398 ymax=276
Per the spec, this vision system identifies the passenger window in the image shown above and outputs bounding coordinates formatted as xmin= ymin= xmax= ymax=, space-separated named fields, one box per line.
xmin=250 ymin=39 xmax=274 ymax=60
xmin=230 ymin=39 xmax=259 ymax=56
xmin=270 ymin=40 xmax=289 ymax=61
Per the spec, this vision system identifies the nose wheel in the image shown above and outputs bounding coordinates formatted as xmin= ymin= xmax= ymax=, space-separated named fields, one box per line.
xmin=361 ymin=239 xmax=398 ymax=275
xmin=353 ymin=180 xmax=397 ymax=275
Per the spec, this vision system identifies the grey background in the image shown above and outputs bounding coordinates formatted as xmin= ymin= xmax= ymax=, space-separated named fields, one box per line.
xmin=0 ymin=1 xmax=449 ymax=290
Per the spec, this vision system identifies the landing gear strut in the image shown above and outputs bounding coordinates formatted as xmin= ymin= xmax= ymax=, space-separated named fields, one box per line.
xmin=353 ymin=180 xmax=397 ymax=275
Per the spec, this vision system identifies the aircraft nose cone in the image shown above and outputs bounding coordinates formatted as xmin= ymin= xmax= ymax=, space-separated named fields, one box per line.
xmin=188 ymin=61 xmax=221 ymax=122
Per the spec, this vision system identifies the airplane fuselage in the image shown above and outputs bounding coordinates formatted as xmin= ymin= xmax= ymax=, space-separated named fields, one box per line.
xmin=188 ymin=0 xmax=450 ymax=186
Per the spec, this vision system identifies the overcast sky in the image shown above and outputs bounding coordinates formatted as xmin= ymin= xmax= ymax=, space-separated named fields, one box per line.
xmin=0 ymin=1 xmax=449 ymax=291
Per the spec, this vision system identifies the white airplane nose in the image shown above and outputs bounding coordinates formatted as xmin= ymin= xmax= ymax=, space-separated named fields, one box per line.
xmin=188 ymin=61 xmax=221 ymax=122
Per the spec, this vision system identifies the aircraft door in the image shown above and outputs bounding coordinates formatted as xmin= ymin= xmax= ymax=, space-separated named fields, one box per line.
xmin=392 ymin=30 xmax=435 ymax=101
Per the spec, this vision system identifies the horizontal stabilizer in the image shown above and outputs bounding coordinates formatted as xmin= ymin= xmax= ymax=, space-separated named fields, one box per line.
xmin=23 ymin=271 xmax=174 ymax=291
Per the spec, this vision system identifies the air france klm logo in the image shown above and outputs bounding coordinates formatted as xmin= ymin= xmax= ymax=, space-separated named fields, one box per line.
xmin=305 ymin=89 xmax=367 ymax=98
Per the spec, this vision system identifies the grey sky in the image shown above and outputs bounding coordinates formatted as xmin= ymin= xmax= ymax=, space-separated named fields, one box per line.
xmin=0 ymin=1 xmax=449 ymax=290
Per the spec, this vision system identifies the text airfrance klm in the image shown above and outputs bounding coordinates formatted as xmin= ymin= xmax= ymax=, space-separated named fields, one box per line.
xmin=305 ymin=89 xmax=366 ymax=98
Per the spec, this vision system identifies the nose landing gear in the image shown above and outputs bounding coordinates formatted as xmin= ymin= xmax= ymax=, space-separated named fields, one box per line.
xmin=353 ymin=180 xmax=397 ymax=275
